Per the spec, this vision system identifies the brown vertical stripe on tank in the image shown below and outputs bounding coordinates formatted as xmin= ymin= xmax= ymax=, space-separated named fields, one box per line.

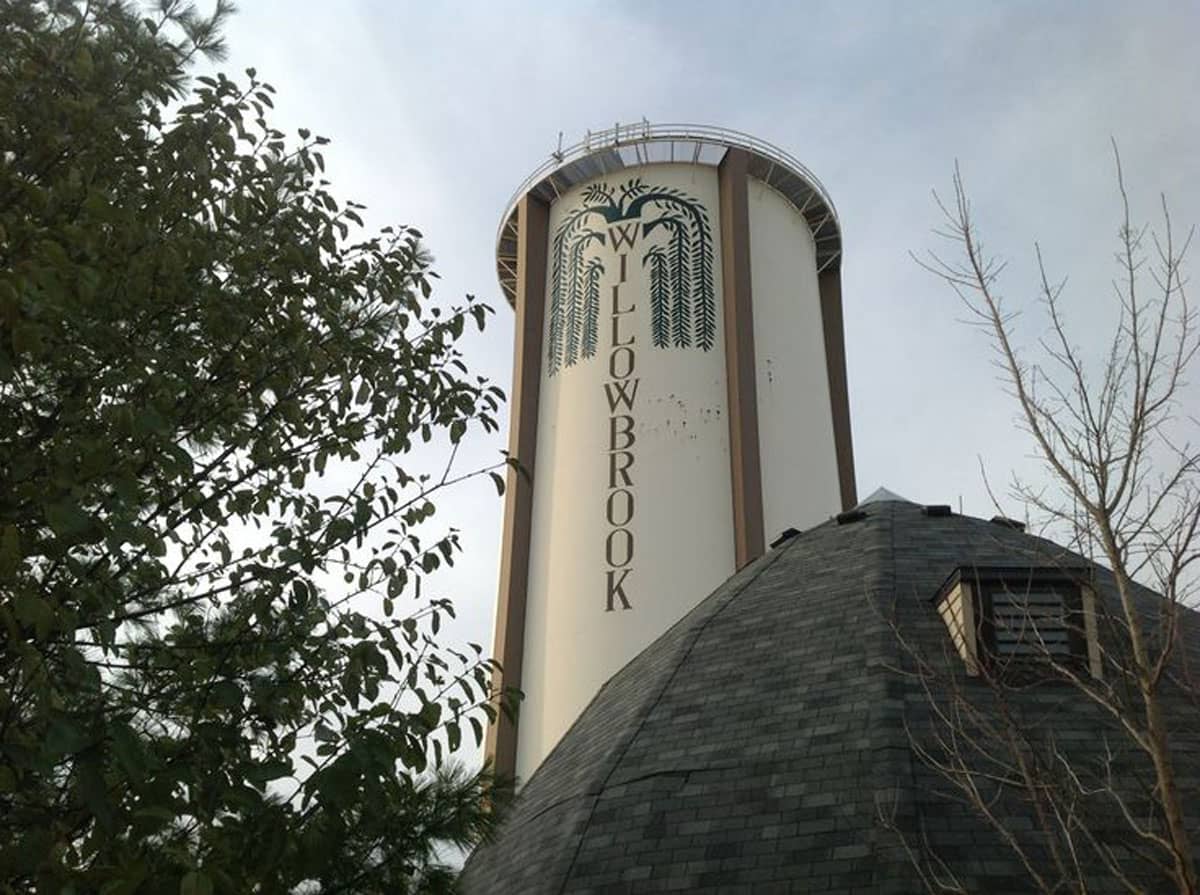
xmin=717 ymin=148 xmax=766 ymax=569
xmin=817 ymin=269 xmax=857 ymax=510
xmin=484 ymin=195 xmax=549 ymax=781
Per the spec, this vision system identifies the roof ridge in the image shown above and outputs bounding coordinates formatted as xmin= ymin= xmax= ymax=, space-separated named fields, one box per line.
xmin=870 ymin=492 xmax=927 ymax=880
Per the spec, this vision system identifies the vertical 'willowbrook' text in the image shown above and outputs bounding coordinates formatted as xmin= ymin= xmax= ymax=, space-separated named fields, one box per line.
xmin=604 ymin=244 xmax=638 ymax=611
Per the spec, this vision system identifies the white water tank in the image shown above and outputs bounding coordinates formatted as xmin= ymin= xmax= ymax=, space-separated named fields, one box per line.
xmin=487 ymin=125 xmax=856 ymax=782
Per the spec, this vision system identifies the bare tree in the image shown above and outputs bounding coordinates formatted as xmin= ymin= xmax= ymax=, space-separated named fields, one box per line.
xmin=880 ymin=149 xmax=1200 ymax=894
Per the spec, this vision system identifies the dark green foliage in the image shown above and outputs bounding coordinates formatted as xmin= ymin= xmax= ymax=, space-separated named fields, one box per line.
xmin=0 ymin=3 xmax=509 ymax=891
xmin=668 ymin=220 xmax=692 ymax=348
xmin=547 ymin=178 xmax=716 ymax=374
xmin=564 ymin=240 xmax=585 ymax=366
xmin=546 ymin=228 xmax=566 ymax=374
xmin=558 ymin=229 xmax=603 ymax=368
xmin=689 ymin=201 xmax=715 ymax=351
xmin=644 ymin=248 xmax=670 ymax=349
xmin=294 ymin=763 xmax=510 ymax=894
xmin=580 ymin=258 xmax=602 ymax=359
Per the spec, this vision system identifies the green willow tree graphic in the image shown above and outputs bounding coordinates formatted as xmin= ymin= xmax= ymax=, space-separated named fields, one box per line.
xmin=547 ymin=178 xmax=715 ymax=374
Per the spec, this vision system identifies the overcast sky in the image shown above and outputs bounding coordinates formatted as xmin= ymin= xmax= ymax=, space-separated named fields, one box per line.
xmin=210 ymin=1 xmax=1199 ymax=762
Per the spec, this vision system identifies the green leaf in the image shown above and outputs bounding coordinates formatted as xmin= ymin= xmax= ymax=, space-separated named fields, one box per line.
xmin=418 ymin=701 xmax=441 ymax=730
xmin=248 ymin=759 xmax=293 ymax=784
xmin=489 ymin=471 xmax=506 ymax=496
xmin=45 ymin=501 xmax=92 ymax=537
xmin=0 ymin=524 xmax=21 ymax=575
xmin=291 ymin=579 xmax=309 ymax=608
xmin=76 ymin=754 xmax=114 ymax=830
xmin=180 ymin=871 xmax=213 ymax=895
xmin=210 ymin=680 xmax=242 ymax=710
xmin=14 ymin=593 xmax=56 ymax=639
xmin=110 ymin=723 xmax=149 ymax=778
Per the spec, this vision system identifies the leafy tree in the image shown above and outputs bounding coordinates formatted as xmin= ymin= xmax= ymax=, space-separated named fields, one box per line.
xmin=312 ymin=762 xmax=503 ymax=895
xmin=0 ymin=2 xmax=509 ymax=891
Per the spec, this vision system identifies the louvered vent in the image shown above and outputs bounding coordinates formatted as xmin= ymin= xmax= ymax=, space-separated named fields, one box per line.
xmin=991 ymin=588 xmax=1071 ymax=658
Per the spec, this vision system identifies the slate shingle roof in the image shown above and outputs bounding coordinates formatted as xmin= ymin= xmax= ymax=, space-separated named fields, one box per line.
xmin=461 ymin=499 xmax=1200 ymax=894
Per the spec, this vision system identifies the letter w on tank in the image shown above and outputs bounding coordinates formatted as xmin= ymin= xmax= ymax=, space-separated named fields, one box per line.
xmin=604 ymin=379 xmax=639 ymax=413
xmin=607 ymin=222 xmax=639 ymax=251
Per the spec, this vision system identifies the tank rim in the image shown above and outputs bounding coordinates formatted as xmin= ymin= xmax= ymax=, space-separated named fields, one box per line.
xmin=495 ymin=123 xmax=842 ymax=306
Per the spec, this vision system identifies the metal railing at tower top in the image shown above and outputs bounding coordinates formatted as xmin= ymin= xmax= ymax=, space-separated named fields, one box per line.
xmin=494 ymin=123 xmax=843 ymax=305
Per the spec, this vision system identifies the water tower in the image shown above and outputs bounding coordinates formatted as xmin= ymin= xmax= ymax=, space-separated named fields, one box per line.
xmin=487 ymin=124 xmax=855 ymax=782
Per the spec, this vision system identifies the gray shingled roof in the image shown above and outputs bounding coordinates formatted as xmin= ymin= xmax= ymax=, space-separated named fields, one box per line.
xmin=462 ymin=500 xmax=1200 ymax=894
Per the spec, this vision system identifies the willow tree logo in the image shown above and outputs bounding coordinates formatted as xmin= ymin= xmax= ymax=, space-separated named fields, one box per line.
xmin=547 ymin=178 xmax=716 ymax=375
